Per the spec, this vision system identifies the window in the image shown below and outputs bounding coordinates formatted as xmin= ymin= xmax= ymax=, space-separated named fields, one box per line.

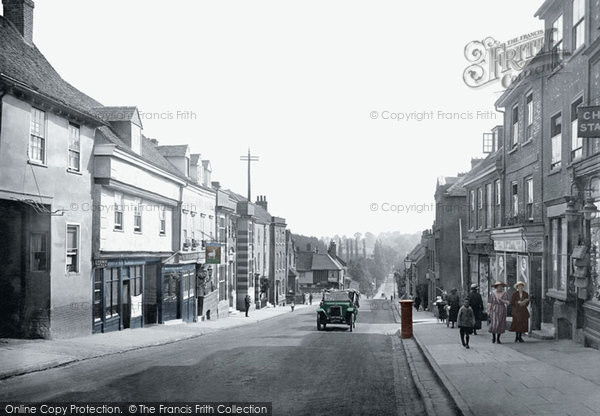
xmin=551 ymin=113 xmax=562 ymax=169
xmin=30 ymin=232 xmax=48 ymax=271
xmin=219 ymin=216 xmax=226 ymax=243
xmin=573 ymin=0 xmax=585 ymax=51
xmin=483 ymin=133 xmax=494 ymax=153
xmin=66 ymin=225 xmax=79 ymax=273
xmin=550 ymin=218 xmax=568 ymax=292
xmin=134 ymin=200 xmax=142 ymax=233
xmin=512 ymin=183 xmax=519 ymax=218
xmin=495 ymin=180 xmax=502 ymax=226
xmin=94 ymin=270 xmax=102 ymax=322
xmin=571 ymin=97 xmax=583 ymax=160
xmin=29 ymin=108 xmax=46 ymax=163
xmin=486 ymin=183 xmax=493 ymax=229
xmin=105 ymin=268 xmax=120 ymax=319
xmin=552 ymin=14 xmax=564 ymax=62
xmin=469 ymin=190 xmax=476 ymax=229
xmin=512 ymin=105 xmax=519 ymax=146
xmin=68 ymin=124 xmax=80 ymax=171
xmin=526 ymin=178 xmax=534 ymax=220
xmin=130 ymin=265 xmax=143 ymax=296
xmin=159 ymin=207 xmax=166 ymax=236
xmin=477 ymin=188 xmax=484 ymax=229
xmin=526 ymin=93 xmax=533 ymax=141
xmin=114 ymin=192 xmax=123 ymax=231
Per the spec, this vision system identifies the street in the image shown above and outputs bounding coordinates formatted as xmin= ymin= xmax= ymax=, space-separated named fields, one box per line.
xmin=0 ymin=299 xmax=425 ymax=416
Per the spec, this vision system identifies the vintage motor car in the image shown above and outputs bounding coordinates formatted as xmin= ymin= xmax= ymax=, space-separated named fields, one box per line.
xmin=316 ymin=289 xmax=360 ymax=331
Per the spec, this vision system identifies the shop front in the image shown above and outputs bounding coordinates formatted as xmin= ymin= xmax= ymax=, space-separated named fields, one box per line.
xmin=464 ymin=233 xmax=493 ymax=305
xmin=93 ymin=257 xmax=161 ymax=333
xmin=491 ymin=226 xmax=544 ymax=331
xmin=160 ymin=264 xmax=196 ymax=323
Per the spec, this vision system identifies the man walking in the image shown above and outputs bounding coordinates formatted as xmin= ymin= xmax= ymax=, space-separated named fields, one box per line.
xmin=244 ymin=294 xmax=251 ymax=317
xmin=309 ymin=293 xmax=313 ymax=305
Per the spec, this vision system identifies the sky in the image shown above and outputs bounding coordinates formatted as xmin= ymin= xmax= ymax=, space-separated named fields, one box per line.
xmin=21 ymin=0 xmax=543 ymax=237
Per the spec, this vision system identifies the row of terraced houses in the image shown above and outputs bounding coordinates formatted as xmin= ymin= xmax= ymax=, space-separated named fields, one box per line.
xmin=0 ymin=0 xmax=346 ymax=339
xmin=408 ymin=0 xmax=600 ymax=350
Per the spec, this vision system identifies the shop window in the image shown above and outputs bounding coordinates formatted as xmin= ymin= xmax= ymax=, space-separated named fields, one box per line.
xmin=105 ymin=268 xmax=120 ymax=319
xmin=94 ymin=270 xmax=102 ymax=322
xmin=550 ymin=218 xmax=568 ymax=292
xmin=130 ymin=265 xmax=143 ymax=296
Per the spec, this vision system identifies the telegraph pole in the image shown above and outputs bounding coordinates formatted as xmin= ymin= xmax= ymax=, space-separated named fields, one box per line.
xmin=240 ymin=148 xmax=259 ymax=202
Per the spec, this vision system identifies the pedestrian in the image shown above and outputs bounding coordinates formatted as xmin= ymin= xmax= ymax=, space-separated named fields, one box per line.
xmin=290 ymin=300 xmax=295 ymax=312
xmin=302 ymin=293 xmax=306 ymax=305
xmin=435 ymin=296 xmax=447 ymax=323
xmin=309 ymin=293 xmax=313 ymax=305
xmin=244 ymin=294 xmax=251 ymax=317
xmin=414 ymin=295 xmax=421 ymax=312
xmin=457 ymin=299 xmax=475 ymax=349
xmin=467 ymin=283 xmax=484 ymax=335
xmin=509 ymin=281 xmax=530 ymax=343
xmin=488 ymin=281 xmax=510 ymax=343
xmin=447 ymin=288 xmax=460 ymax=328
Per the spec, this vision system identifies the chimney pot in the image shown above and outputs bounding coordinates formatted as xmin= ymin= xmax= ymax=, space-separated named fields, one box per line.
xmin=3 ymin=0 xmax=34 ymax=45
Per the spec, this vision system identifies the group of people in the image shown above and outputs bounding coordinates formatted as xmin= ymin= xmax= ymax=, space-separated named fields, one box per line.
xmin=433 ymin=281 xmax=530 ymax=349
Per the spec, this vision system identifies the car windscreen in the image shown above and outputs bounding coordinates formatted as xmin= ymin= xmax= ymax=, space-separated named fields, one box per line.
xmin=322 ymin=292 xmax=351 ymax=302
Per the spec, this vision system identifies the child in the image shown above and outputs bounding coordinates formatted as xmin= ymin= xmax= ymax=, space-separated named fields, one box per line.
xmin=457 ymin=299 xmax=476 ymax=349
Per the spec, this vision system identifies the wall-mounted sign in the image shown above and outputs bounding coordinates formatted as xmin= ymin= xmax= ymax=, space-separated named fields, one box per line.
xmin=205 ymin=242 xmax=222 ymax=264
xmin=578 ymin=106 xmax=600 ymax=138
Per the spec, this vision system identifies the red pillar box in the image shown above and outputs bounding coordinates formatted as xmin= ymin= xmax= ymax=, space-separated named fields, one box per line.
xmin=400 ymin=300 xmax=414 ymax=339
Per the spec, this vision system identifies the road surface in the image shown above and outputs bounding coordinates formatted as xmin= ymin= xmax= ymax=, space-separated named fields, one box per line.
xmin=0 ymin=298 xmax=428 ymax=415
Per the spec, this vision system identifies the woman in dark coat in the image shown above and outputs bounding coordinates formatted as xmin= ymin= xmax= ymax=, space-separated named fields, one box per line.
xmin=446 ymin=288 xmax=460 ymax=328
xmin=467 ymin=283 xmax=484 ymax=335
xmin=509 ymin=281 xmax=530 ymax=342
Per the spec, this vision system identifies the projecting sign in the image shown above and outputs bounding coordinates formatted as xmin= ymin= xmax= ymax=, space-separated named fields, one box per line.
xmin=578 ymin=106 xmax=600 ymax=138
xmin=205 ymin=242 xmax=222 ymax=264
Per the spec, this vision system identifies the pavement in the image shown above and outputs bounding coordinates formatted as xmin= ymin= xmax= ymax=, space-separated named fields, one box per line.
xmin=0 ymin=303 xmax=311 ymax=381
xmin=408 ymin=309 xmax=600 ymax=416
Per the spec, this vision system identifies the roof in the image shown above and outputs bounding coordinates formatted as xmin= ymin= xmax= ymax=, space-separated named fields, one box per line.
xmin=445 ymin=174 xmax=468 ymax=197
xmin=461 ymin=150 xmax=500 ymax=187
xmin=93 ymin=106 xmax=140 ymax=125
xmin=155 ymin=145 xmax=189 ymax=157
xmin=254 ymin=204 xmax=272 ymax=224
xmin=296 ymin=252 xmax=314 ymax=271
xmin=96 ymin=126 xmax=186 ymax=180
xmin=0 ymin=16 xmax=102 ymax=117
xmin=311 ymin=253 xmax=343 ymax=271
xmin=190 ymin=154 xmax=201 ymax=165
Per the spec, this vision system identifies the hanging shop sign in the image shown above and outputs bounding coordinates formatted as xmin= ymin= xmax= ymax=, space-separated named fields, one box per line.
xmin=205 ymin=242 xmax=222 ymax=264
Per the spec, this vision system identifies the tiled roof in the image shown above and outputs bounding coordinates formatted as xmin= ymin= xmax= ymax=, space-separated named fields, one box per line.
xmin=93 ymin=106 xmax=138 ymax=123
xmin=190 ymin=154 xmax=201 ymax=165
xmin=311 ymin=253 xmax=343 ymax=271
xmin=296 ymin=252 xmax=314 ymax=271
xmin=254 ymin=204 xmax=272 ymax=223
xmin=96 ymin=126 xmax=186 ymax=180
xmin=155 ymin=145 xmax=189 ymax=157
xmin=445 ymin=174 xmax=468 ymax=197
xmin=0 ymin=16 xmax=102 ymax=116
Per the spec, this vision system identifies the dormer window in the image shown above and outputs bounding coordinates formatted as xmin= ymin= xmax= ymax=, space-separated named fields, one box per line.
xmin=131 ymin=124 xmax=141 ymax=155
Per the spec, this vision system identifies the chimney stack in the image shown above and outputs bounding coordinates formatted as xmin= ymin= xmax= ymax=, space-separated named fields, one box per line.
xmin=3 ymin=0 xmax=34 ymax=45
xmin=256 ymin=195 xmax=268 ymax=211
